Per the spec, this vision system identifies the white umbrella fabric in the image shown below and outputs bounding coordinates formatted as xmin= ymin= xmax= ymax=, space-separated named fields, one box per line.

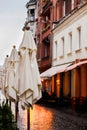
xmin=5 ymin=46 xmax=19 ymax=102
xmin=3 ymin=55 xmax=9 ymax=98
xmin=17 ymin=29 xmax=42 ymax=108
xmin=3 ymin=55 xmax=9 ymax=70
xmin=8 ymin=46 xmax=20 ymax=94
xmin=0 ymin=66 xmax=5 ymax=95
xmin=14 ymin=28 xmax=42 ymax=130
xmin=0 ymin=89 xmax=6 ymax=106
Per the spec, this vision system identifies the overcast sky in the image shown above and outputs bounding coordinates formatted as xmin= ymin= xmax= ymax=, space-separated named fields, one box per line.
xmin=0 ymin=0 xmax=29 ymax=65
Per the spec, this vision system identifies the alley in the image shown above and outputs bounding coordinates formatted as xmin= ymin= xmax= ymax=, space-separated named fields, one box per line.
xmin=19 ymin=104 xmax=87 ymax=130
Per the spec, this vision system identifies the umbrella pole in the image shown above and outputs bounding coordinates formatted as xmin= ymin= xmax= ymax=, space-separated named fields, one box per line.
xmin=6 ymin=98 xmax=8 ymax=104
xmin=15 ymin=99 xmax=19 ymax=130
xmin=27 ymin=107 xmax=30 ymax=130
xmin=15 ymin=101 xmax=18 ymax=122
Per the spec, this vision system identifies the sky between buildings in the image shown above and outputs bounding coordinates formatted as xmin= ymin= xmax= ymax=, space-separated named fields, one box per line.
xmin=0 ymin=0 xmax=29 ymax=65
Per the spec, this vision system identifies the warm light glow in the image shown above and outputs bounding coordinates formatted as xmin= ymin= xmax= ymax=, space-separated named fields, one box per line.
xmin=41 ymin=78 xmax=44 ymax=82
xmin=56 ymin=79 xmax=60 ymax=84
xmin=20 ymin=104 xmax=53 ymax=129
xmin=30 ymin=105 xmax=53 ymax=129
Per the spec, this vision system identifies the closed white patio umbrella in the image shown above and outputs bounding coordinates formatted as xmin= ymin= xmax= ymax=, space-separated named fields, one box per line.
xmin=0 ymin=66 xmax=6 ymax=106
xmin=5 ymin=46 xmax=19 ymax=102
xmin=15 ymin=27 xmax=42 ymax=130
xmin=3 ymin=55 xmax=9 ymax=70
xmin=18 ymin=27 xmax=42 ymax=108
xmin=3 ymin=55 xmax=9 ymax=98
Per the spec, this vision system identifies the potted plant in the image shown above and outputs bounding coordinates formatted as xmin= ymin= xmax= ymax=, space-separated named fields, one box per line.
xmin=0 ymin=103 xmax=17 ymax=130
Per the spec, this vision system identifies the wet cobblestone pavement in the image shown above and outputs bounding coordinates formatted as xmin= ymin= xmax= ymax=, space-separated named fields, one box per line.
xmin=52 ymin=110 xmax=87 ymax=130
xmin=30 ymin=104 xmax=87 ymax=130
xmin=18 ymin=104 xmax=87 ymax=130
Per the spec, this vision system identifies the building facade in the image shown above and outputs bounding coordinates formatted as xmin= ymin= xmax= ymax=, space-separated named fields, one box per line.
xmin=36 ymin=0 xmax=54 ymax=73
xmin=36 ymin=0 xmax=75 ymax=96
xmin=25 ymin=0 xmax=37 ymax=40
xmin=25 ymin=0 xmax=87 ymax=110
xmin=53 ymin=1 xmax=87 ymax=109
xmin=41 ymin=0 xmax=87 ymax=110
xmin=36 ymin=0 xmax=79 ymax=73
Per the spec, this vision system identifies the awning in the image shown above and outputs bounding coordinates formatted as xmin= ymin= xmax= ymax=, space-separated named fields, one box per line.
xmin=65 ymin=60 xmax=87 ymax=71
xmin=40 ymin=63 xmax=71 ymax=78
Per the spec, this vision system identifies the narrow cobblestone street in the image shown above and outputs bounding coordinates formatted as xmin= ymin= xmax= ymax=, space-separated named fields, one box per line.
xmin=30 ymin=104 xmax=87 ymax=130
xmin=20 ymin=104 xmax=87 ymax=130
xmin=51 ymin=108 xmax=87 ymax=130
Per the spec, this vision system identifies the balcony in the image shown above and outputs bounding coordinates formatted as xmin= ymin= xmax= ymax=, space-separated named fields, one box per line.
xmin=40 ymin=56 xmax=51 ymax=69
xmin=43 ymin=35 xmax=50 ymax=44
xmin=42 ymin=24 xmax=51 ymax=40
xmin=42 ymin=0 xmax=52 ymax=8
xmin=41 ymin=0 xmax=52 ymax=15
xmin=42 ymin=24 xmax=50 ymax=33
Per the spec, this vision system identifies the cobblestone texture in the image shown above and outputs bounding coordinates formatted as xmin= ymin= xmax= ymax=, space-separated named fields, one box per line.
xmin=30 ymin=104 xmax=87 ymax=130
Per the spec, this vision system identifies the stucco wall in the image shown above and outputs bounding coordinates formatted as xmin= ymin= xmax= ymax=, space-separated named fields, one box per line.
xmin=52 ymin=4 xmax=87 ymax=66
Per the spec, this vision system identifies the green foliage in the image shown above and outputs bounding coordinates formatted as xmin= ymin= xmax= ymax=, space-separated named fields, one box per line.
xmin=0 ymin=103 xmax=17 ymax=130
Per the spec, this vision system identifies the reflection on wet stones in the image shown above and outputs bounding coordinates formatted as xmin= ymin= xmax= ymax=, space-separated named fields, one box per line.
xmin=22 ymin=104 xmax=87 ymax=130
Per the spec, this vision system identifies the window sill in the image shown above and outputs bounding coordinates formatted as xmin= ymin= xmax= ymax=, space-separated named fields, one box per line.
xmin=67 ymin=52 xmax=72 ymax=56
xmin=53 ymin=58 xmax=57 ymax=61
xmin=59 ymin=55 xmax=64 ymax=59
xmin=37 ymin=59 xmax=41 ymax=62
xmin=75 ymin=49 xmax=81 ymax=53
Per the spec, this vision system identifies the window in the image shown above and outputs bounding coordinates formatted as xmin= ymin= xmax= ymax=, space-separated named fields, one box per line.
xmin=44 ymin=46 xmax=48 ymax=57
xmin=75 ymin=26 xmax=81 ymax=52
xmin=29 ymin=9 xmax=35 ymax=21
xmin=60 ymin=37 xmax=64 ymax=57
xmin=85 ymin=23 xmax=87 ymax=47
xmin=30 ymin=22 xmax=34 ymax=26
xmin=63 ymin=0 xmax=66 ymax=16
xmin=44 ymin=44 xmax=49 ymax=57
xmin=77 ymin=27 xmax=81 ymax=49
xmin=53 ymin=41 xmax=57 ymax=60
xmin=72 ymin=0 xmax=74 ymax=10
xmin=68 ymin=32 xmax=72 ymax=54
xmin=37 ymin=42 xmax=40 ymax=60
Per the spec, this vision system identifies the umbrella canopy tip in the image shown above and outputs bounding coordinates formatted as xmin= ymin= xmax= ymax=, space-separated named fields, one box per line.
xmin=6 ymin=55 xmax=9 ymax=57
xmin=22 ymin=25 xmax=30 ymax=31
xmin=18 ymin=51 xmax=20 ymax=56
xmin=13 ymin=45 xmax=16 ymax=48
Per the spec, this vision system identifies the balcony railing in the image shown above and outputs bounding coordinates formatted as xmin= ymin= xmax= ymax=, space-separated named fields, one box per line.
xmin=43 ymin=0 xmax=50 ymax=4
xmin=42 ymin=0 xmax=52 ymax=13
xmin=42 ymin=56 xmax=49 ymax=60
xmin=42 ymin=24 xmax=50 ymax=34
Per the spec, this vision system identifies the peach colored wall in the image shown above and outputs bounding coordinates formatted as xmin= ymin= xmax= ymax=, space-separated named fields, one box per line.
xmin=52 ymin=77 xmax=54 ymax=93
xmin=81 ymin=65 xmax=87 ymax=97
xmin=63 ymin=72 xmax=71 ymax=97
xmin=75 ymin=68 xmax=81 ymax=97
xmin=71 ymin=66 xmax=87 ymax=98
xmin=56 ymin=74 xmax=60 ymax=98
xmin=71 ymin=69 xmax=76 ymax=97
